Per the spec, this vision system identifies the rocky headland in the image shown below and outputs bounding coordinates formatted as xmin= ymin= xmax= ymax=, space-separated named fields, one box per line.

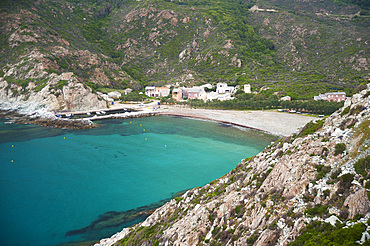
xmin=95 ymin=85 xmax=370 ymax=245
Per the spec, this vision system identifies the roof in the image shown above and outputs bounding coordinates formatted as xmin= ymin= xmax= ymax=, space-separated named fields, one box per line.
xmin=187 ymin=88 xmax=202 ymax=93
xmin=325 ymin=92 xmax=346 ymax=95
xmin=145 ymin=86 xmax=155 ymax=90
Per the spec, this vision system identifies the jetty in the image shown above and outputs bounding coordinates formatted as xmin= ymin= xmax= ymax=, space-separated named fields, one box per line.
xmin=55 ymin=101 xmax=162 ymax=121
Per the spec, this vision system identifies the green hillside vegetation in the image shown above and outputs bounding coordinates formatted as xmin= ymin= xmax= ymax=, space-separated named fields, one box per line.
xmin=185 ymin=90 xmax=344 ymax=114
xmin=0 ymin=0 xmax=368 ymax=101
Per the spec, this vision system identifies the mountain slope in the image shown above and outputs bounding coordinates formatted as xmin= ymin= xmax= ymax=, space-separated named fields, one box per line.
xmin=0 ymin=0 xmax=369 ymax=113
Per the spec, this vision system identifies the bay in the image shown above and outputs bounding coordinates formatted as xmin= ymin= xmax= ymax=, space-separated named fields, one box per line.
xmin=0 ymin=115 xmax=275 ymax=246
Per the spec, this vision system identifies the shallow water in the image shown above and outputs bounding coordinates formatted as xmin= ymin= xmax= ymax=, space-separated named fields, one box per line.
xmin=0 ymin=116 xmax=276 ymax=246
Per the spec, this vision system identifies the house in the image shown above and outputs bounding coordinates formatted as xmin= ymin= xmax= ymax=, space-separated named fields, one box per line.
xmin=108 ymin=91 xmax=121 ymax=99
xmin=280 ymin=96 xmax=291 ymax=101
xmin=145 ymin=86 xmax=170 ymax=97
xmin=185 ymin=87 xmax=206 ymax=100
xmin=244 ymin=84 xmax=251 ymax=93
xmin=216 ymin=83 xmax=235 ymax=94
xmin=172 ymin=88 xmax=183 ymax=101
xmin=145 ymin=86 xmax=156 ymax=97
xmin=325 ymin=92 xmax=346 ymax=102
xmin=205 ymin=92 xmax=219 ymax=101
xmin=314 ymin=92 xmax=346 ymax=102
xmin=314 ymin=94 xmax=328 ymax=101
xmin=123 ymin=88 xmax=133 ymax=95
xmin=155 ymin=87 xmax=170 ymax=97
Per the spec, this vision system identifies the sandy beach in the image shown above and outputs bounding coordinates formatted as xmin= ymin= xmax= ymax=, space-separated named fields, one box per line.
xmin=57 ymin=101 xmax=318 ymax=136
xmin=156 ymin=105 xmax=318 ymax=136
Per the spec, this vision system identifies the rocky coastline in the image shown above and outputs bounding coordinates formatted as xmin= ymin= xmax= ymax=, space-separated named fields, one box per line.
xmin=94 ymin=85 xmax=370 ymax=246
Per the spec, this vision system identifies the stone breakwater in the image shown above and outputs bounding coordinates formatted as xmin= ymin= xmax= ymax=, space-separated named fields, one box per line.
xmin=95 ymin=85 xmax=370 ymax=246
xmin=0 ymin=108 xmax=159 ymax=129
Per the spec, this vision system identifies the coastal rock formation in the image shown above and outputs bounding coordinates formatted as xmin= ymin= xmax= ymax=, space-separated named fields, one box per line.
xmin=96 ymin=85 xmax=370 ymax=245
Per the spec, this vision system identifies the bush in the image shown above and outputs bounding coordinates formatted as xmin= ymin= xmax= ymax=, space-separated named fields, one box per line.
xmin=340 ymin=173 xmax=354 ymax=191
xmin=334 ymin=143 xmax=346 ymax=155
xmin=305 ymin=204 xmax=329 ymax=217
xmin=316 ymin=164 xmax=331 ymax=179
xmin=341 ymin=106 xmax=350 ymax=116
xmin=354 ymin=155 xmax=370 ymax=176
xmin=297 ymin=120 xmax=324 ymax=138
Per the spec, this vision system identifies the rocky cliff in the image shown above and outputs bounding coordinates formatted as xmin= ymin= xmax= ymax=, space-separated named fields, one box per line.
xmin=95 ymin=85 xmax=370 ymax=245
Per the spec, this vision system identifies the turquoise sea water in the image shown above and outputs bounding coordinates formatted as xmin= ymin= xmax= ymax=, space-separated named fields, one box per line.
xmin=0 ymin=116 xmax=275 ymax=246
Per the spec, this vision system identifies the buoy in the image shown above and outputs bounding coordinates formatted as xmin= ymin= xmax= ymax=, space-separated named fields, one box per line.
xmin=165 ymin=145 xmax=167 ymax=148
xmin=145 ymin=138 xmax=147 ymax=140
xmin=143 ymin=129 xmax=145 ymax=131
xmin=140 ymin=124 xmax=142 ymax=126
xmin=130 ymin=121 xmax=132 ymax=124
xmin=11 ymin=160 xmax=13 ymax=163
xmin=64 ymin=137 xmax=65 ymax=139
xmin=12 ymin=145 xmax=14 ymax=148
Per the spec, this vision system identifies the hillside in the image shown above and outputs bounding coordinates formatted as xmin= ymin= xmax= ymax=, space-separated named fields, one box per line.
xmin=95 ymin=85 xmax=370 ymax=246
xmin=0 ymin=0 xmax=369 ymax=114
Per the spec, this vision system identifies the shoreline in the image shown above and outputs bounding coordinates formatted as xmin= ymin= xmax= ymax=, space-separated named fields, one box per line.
xmin=1 ymin=101 xmax=318 ymax=136
xmin=158 ymin=112 xmax=272 ymax=135
xmin=157 ymin=106 xmax=318 ymax=137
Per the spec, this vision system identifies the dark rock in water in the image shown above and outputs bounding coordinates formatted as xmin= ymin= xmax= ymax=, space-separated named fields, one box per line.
xmin=23 ymin=117 xmax=96 ymax=129
xmin=65 ymin=190 xmax=187 ymax=238
xmin=0 ymin=110 xmax=96 ymax=129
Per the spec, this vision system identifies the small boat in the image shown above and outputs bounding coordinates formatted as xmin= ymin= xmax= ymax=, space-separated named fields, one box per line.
xmin=4 ymin=121 xmax=15 ymax=124
xmin=101 ymin=111 xmax=106 ymax=114
xmin=96 ymin=111 xmax=101 ymax=115
xmin=318 ymin=115 xmax=324 ymax=118
xmin=56 ymin=114 xmax=61 ymax=117
xmin=66 ymin=113 xmax=73 ymax=117
xmin=86 ymin=112 xmax=91 ymax=116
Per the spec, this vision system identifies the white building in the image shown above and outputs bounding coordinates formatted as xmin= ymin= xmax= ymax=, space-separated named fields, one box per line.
xmin=205 ymin=92 xmax=219 ymax=101
xmin=145 ymin=87 xmax=170 ymax=97
xmin=108 ymin=91 xmax=121 ymax=99
xmin=280 ymin=96 xmax=291 ymax=101
xmin=216 ymin=82 xmax=235 ymax=94
xmin=123 ymin=88 xmax=133 ymax=95
xmin=244 ymin=84 xmax=251 ymax=93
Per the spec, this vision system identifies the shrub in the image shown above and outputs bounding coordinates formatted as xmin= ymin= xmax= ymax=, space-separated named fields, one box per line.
xmin=305 ymin=204 xmax=329 ymax=217
xmin=316 ymin=164 xmax=331 ymax=179
xmin=331 ymin=169 xmax=341 ymax=179
xmin=297 ymin=120 xmax=324 ymax=138
xmin=354 ymin=155 xmax=370 ymax=176
xmin=340 ymin=173 xmax=354 ymax=191
xmin=334 ymin=143 xmax=346 ymax=155
xmin=341 ymin=106 xmax=350 ymax=116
